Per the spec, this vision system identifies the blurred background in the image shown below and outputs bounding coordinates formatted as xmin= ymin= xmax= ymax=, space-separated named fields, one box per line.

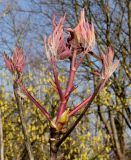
xmin=0 ymin=0 xmax=130 ymax=159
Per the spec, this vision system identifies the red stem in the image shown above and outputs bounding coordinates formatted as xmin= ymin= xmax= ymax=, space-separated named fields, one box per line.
xmin=69 ymin=78 xmax=107 ymax=117
xmin=19 ymin=83 xmax=52 ymax=122
xmin=69 ymin=95 xmax=92 ymax=117
xmin=56 ymin=79 xmax=105 ymax=148
xmin=56 ymin=51 xmax=76 ymax=121
xmin=65 ymin=51 xmax=76 ymax=96
xmin=51 ymin=60 xmax=63 ymax=100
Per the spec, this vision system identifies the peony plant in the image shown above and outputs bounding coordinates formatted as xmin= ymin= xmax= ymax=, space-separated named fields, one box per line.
xmin=3 ymin=9 xmax=119 ymax=160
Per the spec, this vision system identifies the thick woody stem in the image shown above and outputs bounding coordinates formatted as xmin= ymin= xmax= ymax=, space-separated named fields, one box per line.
xmin=49 ymin=127 xmax=60 ymax=160
xmin=50 ymin=151 xmax=57 ymax=160
xmin=51 ymin=59 xmax=63 ymax=100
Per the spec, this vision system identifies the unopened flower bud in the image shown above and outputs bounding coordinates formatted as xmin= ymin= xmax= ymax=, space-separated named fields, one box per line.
xmin=58 ymin=109 xmax=69 ymax=125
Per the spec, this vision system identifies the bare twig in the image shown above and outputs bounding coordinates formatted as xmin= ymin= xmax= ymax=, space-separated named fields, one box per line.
xmin=0 ymin=110 xmax=4 ymax=160
xmin=13 ymin=83 xmax=34 ymax=160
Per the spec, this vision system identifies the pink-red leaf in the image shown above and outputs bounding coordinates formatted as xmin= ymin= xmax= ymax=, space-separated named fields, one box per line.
xmin=3 ymin=53 xmax=14 ymax=73
xmin=101 ymin=46 xmax=120 ymax=81
xmin=44 ymin=15 xmax=71 ymax=61
xmin=13 ymin=47 xmax=25 ymax=73
xmin=67 ymin=9 xmax=95 ymax=51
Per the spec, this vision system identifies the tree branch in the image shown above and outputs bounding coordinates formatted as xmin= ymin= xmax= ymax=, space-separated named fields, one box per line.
xmin=13 ymin=83 xmax=34 ymax=160
xmin=109 ymin=110 xmax=125 ymax=160
xmin=0 ymin=110 xmax=4 ymax=160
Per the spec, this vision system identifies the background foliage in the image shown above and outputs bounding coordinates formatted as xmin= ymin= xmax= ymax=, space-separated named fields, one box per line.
xmin=0 ymin=0 xmax=130 ymax=159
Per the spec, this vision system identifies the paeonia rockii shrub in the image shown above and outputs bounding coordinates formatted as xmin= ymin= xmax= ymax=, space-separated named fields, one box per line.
xmin=3 ymin=9 xmax=119 ymax=160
